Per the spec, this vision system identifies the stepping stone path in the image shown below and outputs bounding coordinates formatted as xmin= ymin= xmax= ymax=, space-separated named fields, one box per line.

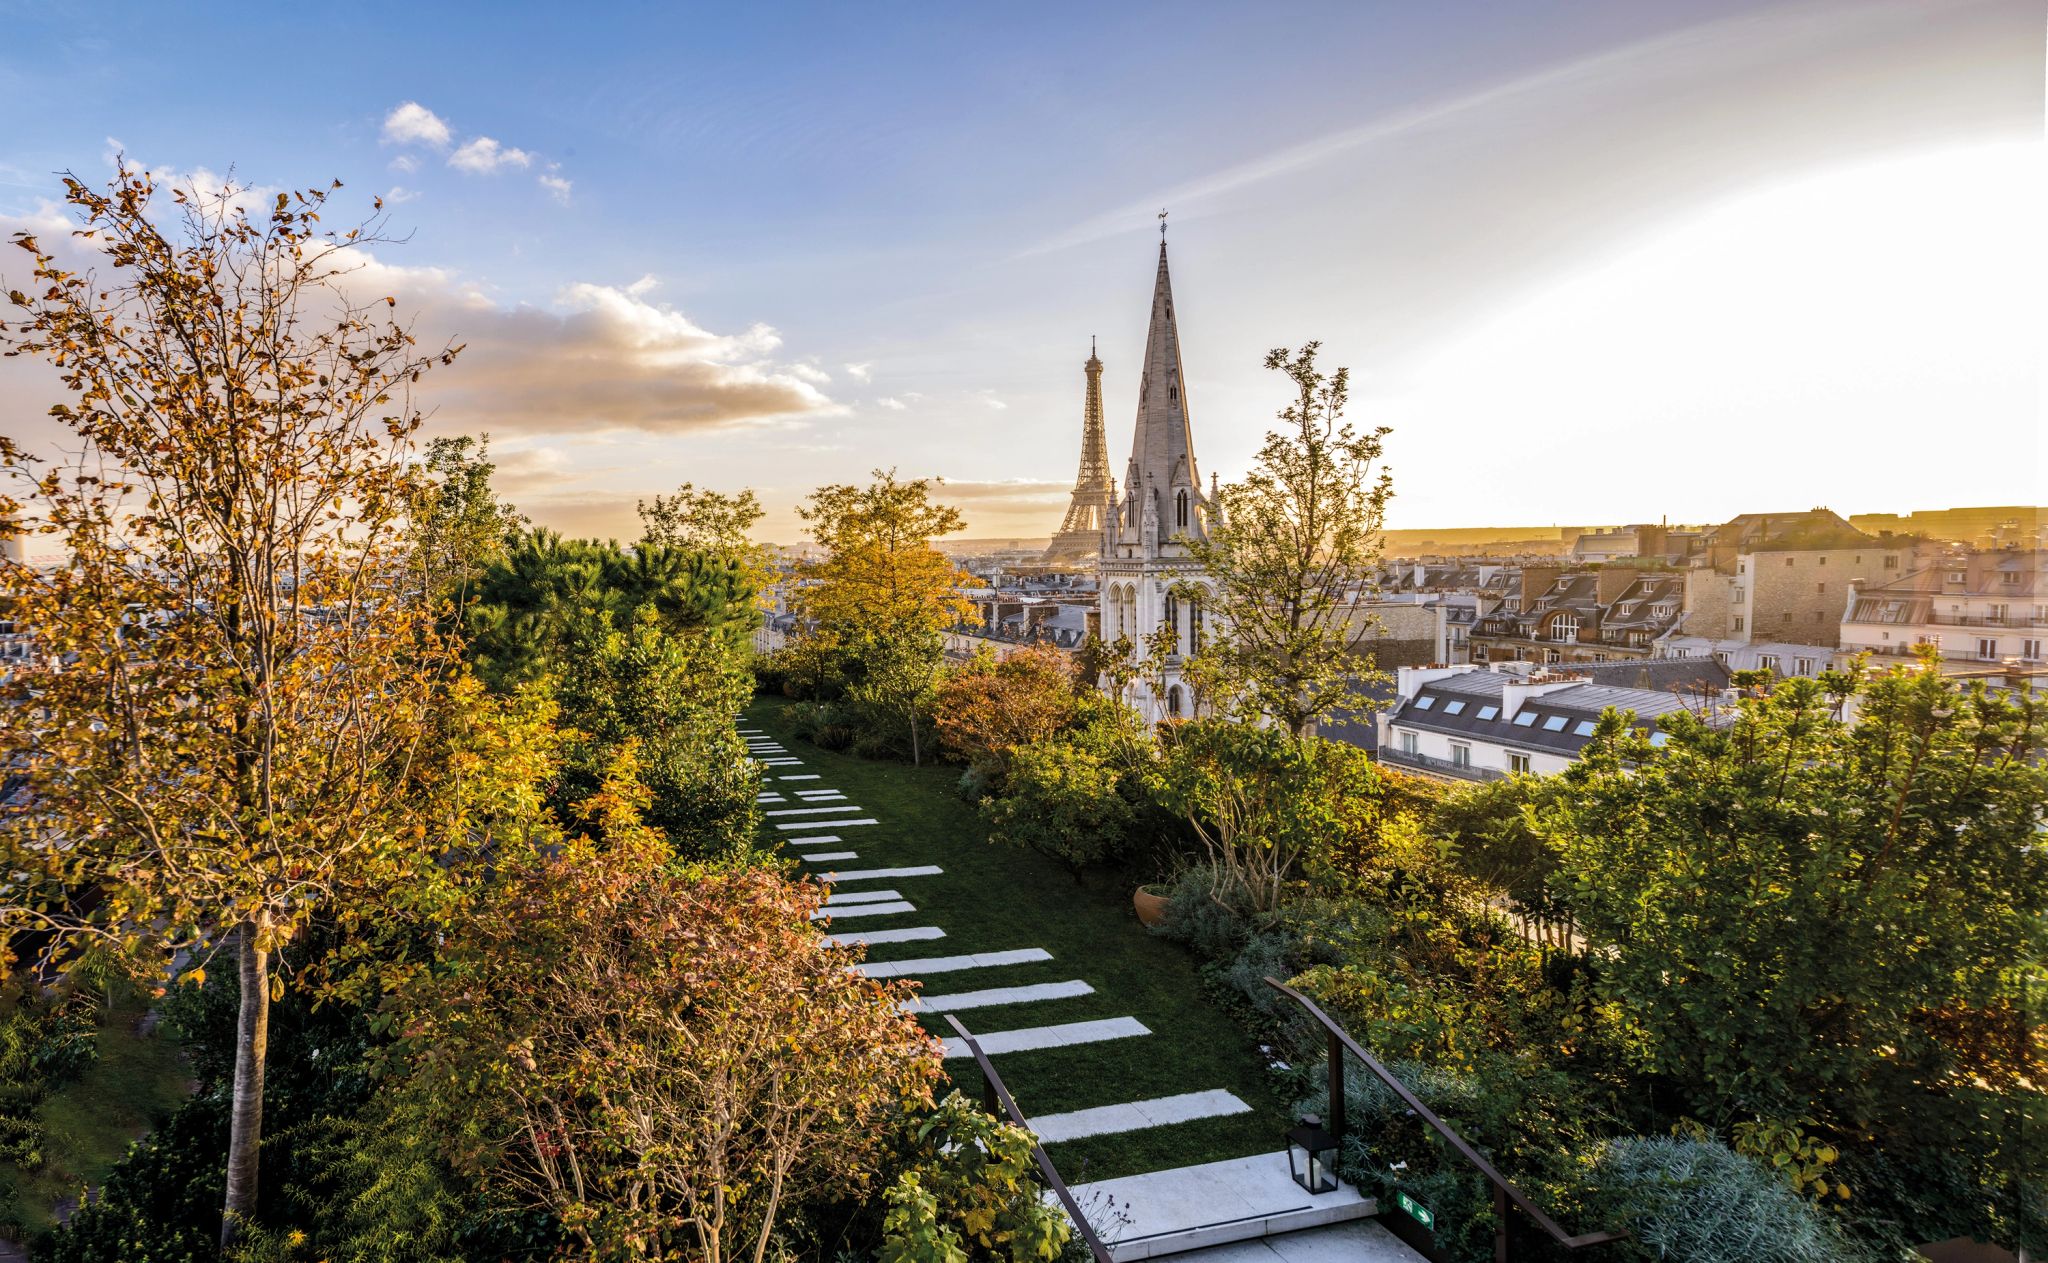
xmin=742 ymin=723 xmax=1259 ymax=1167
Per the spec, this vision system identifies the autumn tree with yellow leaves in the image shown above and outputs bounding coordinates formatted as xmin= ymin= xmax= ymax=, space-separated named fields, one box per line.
xmin=0 ymin=167 xmax=458 ymax=1244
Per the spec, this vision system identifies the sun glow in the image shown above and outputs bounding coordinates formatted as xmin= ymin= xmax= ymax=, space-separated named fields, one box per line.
xmin=1388 ymin=141 xmax=2044 ymax=523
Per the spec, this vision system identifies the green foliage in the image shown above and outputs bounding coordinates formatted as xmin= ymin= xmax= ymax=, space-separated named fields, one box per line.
xmin=879 ymin=1093 xmax=1070 ymax=1263
xmin=1180 ymin=342 xmax=1394 ymax=735
xmin=1731 ymin=1117 xmax=1850 ymax=1205
xmin=0 ymin=991 xmax=98 ymax=1171
xmin=408 ymin=434 xmax=526 ymax=613
xmin=984 ymin=736 xmax=1135 ymax=880
xmin=1587 ymin=1138 xmax=1872 ymax=1263
xmin=1536 ymin=670 xmax=2048 ymax=1126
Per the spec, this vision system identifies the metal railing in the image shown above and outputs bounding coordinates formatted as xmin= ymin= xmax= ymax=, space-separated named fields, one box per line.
xmin=945 ymin=1014 xmax=1114 ymax=1263
xmin=1262 ymin=978 xmax=1628 ymax=1263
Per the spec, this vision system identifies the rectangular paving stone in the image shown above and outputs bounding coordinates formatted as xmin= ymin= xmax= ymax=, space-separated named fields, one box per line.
xmin=815 ymin=864 xmax=940 ymax=881
xmin=1026 ymin=1090 xmax=1253 ymax=1145
xmin=854 ymin=948 xmax=1049 ymax=979
xmin=777 ymin=818 xmax=877 ymax=831
xmin=940 ymin=1017 xmax=1150 ymax=1059
xmin=901 ymin=979 xmax=1094 ymax=1014
xmin=779 ymin=774 xmax=821 ymax=781
xmin=824 ymin=889 xmax=902 ymax=905
xmin=803 ymin=851 xmax=858 ymax=861
xmin=764 ymin=805 xmax=863 ymax=817
xmin=809 ymin=900 xmax=915 ymax=921
xmin=825 ymin=925 xmax=945 ymax=947
xmin=785 ymin=835 xmax=842 ymax=846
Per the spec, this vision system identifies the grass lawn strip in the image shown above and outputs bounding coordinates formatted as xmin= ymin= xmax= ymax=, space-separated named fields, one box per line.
xmin=747 ymin=696 xmax=1287 ymax=1182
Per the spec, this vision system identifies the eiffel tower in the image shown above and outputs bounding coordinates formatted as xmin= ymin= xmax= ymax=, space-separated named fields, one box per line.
xmin=1042 ymin=339 xmax=1114 ymax=566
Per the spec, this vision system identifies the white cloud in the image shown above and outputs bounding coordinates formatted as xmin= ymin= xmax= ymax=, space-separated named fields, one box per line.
xmin=626 ymin=273 xmax=659 ymax=297
xmin=843 ymin=361 xmax=872 ymax=382
xmin=449 ymin=137 xmax=533 ymax=174
xmin=978 ymin=390 xmax=1008 ymax=411
xmin=384 ymin=186 xmax=419 ymax=205
xmin=382 ymin=101 xmax=452 ymax=148
xmin=875 ymin=396 xmax=907 ymax=410
xmin=538 ymin=169 xmax=572 ymax=204
xmin=0 ymin=211 xmax=839 ymax=451
xmin=390 ymin=154 xmax=419 ymax=174
xmin=789 ymin=363 xmax=832 ymax=385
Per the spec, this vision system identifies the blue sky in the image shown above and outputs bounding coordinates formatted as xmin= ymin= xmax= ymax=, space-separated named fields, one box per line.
xmin=2 ymin=0 xmax=2040 ymax=541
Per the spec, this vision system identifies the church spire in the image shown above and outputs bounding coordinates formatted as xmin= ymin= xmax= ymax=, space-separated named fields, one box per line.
xmin=1122 ymin=234 xmax=1204 ymax=550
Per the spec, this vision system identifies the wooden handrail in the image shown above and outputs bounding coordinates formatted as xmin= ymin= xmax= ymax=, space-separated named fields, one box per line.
xmin=1263 ymin=977 xmax=1628 ymax=1259
xmin=944 ymin=1014 xmax=1115 ymax=1263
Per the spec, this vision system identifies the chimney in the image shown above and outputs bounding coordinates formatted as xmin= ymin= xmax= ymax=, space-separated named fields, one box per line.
xmin=1596 ymin=568 xmax=1635 ymax=605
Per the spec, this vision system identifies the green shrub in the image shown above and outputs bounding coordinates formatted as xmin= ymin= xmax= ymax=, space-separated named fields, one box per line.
xmin=1153 ymin=865 xmax=1250 ymax=962
xmin=1587 ymin=1137 xmax=1875 ymax=1263
xmin=983 ymin=738 xmax=1135 ymax=880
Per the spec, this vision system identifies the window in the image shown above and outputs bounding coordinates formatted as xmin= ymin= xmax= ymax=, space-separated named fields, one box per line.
xmin=2002 ymin=571 xmax=2021 ymax=585
xmin=1542 ymin=714 xmax=1568 ymax=732
xmin=2024 ymin=639 xmax=2042 ymax=660
xmin=1449 ymin=742 xmax=1471 ymax=768
xmin=1884 ymin=555 xmax=1899 ymax=569
xmin=1513 ymin=711 xmax=1538 ymax=727
xmin=1978 ymin=637 xmax=1999 ymax=660
xmin=1544 ymin=649 xmax=1561 ymax=663
xmin=1442 ymin=700 xmax=1466 ymax=715
xmin=1175 ymin=489 xmax=1189 ymax=529
xmin=1400 ymin=731 xmax=1418 ymax=756
xmin=1573 ymin=720 xmax=1596 ymax=737
xmin=1947 ymin=571 xmax=1967 ymax=584
xmin=1166 ymin=685 xmax=1183 ymax=717
xmin=1816 ymin=582 xmax=1826 ymax=594
xmin=1988 ymin=604 xmax=2007 ymax=625
xmin=1732 ymin=587 xmax=1746 ymax=604
xmin=1795 ymin=657 xmax=1815 ymax=675
xmin=1782 ymin=612 xmax=1793 ymax=624
xmin=1759 ymin=654 xmax=1779 ymax=672
xmin=1413 ymin=695 xmax=1436 ymax=710
xmin=1551 ymin=613 xmax=1580 ymax=643
xmin=1649 ymin=731 xmax=1671 ymax=748
xmin=1475 ymin=705 xmax=1499 ymax=721
xmin=1738 ymin=561 xmax=1747 ymax=574
xmin=1818 ymin=556 xmax=1827 ymax=566
xmin=1733 ymin=616 xmax=1745 ymax=633
xmin=1507 ymin=752 xmax=1530 ymax=774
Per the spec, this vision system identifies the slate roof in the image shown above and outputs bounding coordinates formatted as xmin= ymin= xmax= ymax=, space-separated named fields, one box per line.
xmin=1387 ymin=676 xmax=1721 ymax=758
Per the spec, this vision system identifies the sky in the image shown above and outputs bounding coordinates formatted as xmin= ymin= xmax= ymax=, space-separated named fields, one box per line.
xmin=1 ymin=0 xmax=2041 ymax=543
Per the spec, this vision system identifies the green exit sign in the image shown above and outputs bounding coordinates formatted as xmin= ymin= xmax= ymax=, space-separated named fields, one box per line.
xmin=1395 ymin=1190 xmax=1435 ymax=1230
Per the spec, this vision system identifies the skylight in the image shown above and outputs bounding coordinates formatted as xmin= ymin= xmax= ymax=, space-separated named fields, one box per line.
xmin=1513 ymin=711 xmax=1537 ymax=727
xmin=1574 ymin=720 xmax=1597 ymax=736
xmin=1542 ymin=714 xmax=1568 ymax=731
xmin=1443 ymin=700 xmax=1466 ymax=715
xmin=1476 ymin=706 xmax=1499 ymax=721
xmin=1413 ymin=695 xmax=1435 ymax=710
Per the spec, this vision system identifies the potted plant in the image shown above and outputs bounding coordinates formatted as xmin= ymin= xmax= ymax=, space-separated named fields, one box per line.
xmin=1133 ymin=882 xmax=1173 ymax=928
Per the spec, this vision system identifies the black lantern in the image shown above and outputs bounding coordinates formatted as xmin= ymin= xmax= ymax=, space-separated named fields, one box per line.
xmin=1286 ymin=1113 xmax=1340 ymax=1194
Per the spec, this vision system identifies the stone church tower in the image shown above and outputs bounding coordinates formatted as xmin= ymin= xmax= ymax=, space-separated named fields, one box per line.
xmin=1098 ymin=235 xmax=1216 ymax=722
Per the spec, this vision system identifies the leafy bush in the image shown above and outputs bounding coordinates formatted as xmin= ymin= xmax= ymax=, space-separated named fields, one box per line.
xmin=983 ymin=737 xmax=1135 ymax=880
xmin=877 ymin=1093 xmax=1070 ymax=1263
xmin=1153 ymin=864 xmax=1250 ymax=962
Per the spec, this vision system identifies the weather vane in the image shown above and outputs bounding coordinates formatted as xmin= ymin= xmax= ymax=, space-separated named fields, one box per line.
xmin=1158 ymin=208 xmax=1168 ymax=238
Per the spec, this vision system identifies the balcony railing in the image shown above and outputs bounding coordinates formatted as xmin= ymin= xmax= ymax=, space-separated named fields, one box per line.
xmin=1380 ymin=747 xmax=1506 ymax=782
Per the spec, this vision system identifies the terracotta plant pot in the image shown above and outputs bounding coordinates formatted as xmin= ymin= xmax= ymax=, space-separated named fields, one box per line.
xmin=1133 ymin=884 xmax=1172 ymax=928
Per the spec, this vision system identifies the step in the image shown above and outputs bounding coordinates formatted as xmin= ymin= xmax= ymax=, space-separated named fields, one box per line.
xmin=1142 ymin=1219 xmax=1424 ymax=1263
xmin=1064 ymin=1151 xmax=1377 ymax=1262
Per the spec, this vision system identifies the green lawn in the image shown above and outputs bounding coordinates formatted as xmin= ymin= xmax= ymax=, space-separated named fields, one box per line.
xmin=0 ymin=993 xmax=193 ymax=1235
xmin=748 ymin=696 xmax=1288 ymax=1183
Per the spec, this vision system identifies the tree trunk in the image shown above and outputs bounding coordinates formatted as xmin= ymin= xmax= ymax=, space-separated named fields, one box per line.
xmin=221 ymin=925 xmax=270 ymax=1245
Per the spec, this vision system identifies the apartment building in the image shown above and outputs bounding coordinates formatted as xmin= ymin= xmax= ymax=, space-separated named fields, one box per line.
xmin=1840 ymin=549 xmax=2046 ymax=665
xmin=1468 ymin=566 xmax=1686 ymax=665
xmin=1375 ymin=661 xmax=1729 ymax=782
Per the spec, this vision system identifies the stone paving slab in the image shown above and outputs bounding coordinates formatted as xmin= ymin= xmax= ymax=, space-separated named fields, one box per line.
xmin=778 ymin=818 xmax=878 ymax=830
xmin=901 ymin=979 xmax=1094 ymax=1014
xmin=803 ymin=851 xmax=859 ymax=862
xmin=855 ymin=948 xmax=1050 ymax=978
xmin=825 ymin=889 xmax=902 ymax=905
xmin=1065 ymin=1152 xmax=1375 ymax=1262
xmin=941 ymin=1016 xmax=1149 ymax=1059
xmin=826 ymin=925 xmax=946 ymax=947
xmin=786 ymin=835 xmax=843 ymax=846
xmin=778 ymin=774 xmax=821 ymax=781
xmin=1026 ymin=1089 xmax=1252 ymax=1145
xmin=765 ymin=805 xmax=864 ymax=817
xmin=816 ymin=864 xmax=941 ymax=881
xmin=811 ymin=901 xmax=916 ymax=921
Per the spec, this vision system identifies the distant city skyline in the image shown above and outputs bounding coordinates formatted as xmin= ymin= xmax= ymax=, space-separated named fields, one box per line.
xmin=1 ymin=0 xmax=2039 ymax=543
